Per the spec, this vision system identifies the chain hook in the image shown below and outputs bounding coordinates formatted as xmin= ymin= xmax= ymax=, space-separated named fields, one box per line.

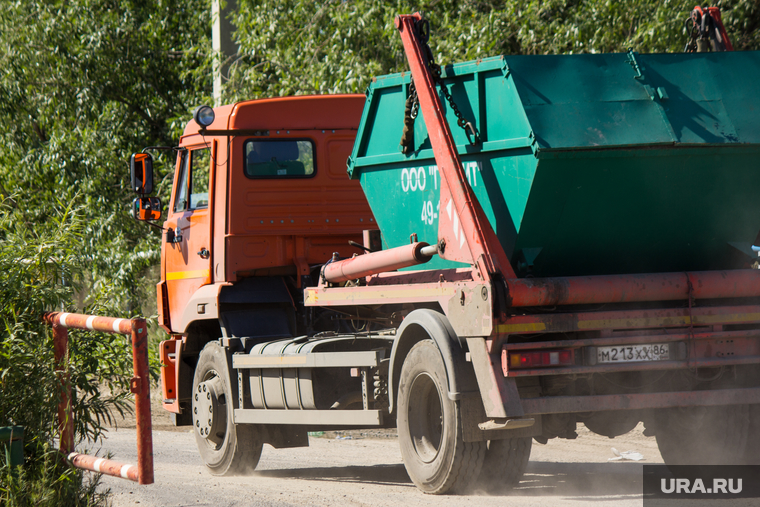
xmin=414 ymin=17 xmax=430 ymax=44
xmin=464 ymin=122 xmax=479 ymax=145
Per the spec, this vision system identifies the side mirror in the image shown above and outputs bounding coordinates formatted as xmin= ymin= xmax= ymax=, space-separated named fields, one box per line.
xmin=130 ymin=153 xmax=154 ymax=194
xmin=132 ymin=196 xmax=162 ymax=221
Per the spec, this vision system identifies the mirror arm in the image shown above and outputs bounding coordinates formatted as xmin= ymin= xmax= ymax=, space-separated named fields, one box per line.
xmin=141 ymin=146 xmax=183 ymax=154
xmin=144 ymin=220 xmax=165 ymax=231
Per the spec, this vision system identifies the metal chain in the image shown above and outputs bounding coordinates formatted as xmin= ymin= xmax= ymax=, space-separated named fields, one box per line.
xmin=400 ymin=80 xmax=418 ymax=154
xmin=683 ymin=8 xmax=726 ymax=53
xmin=684 ymin=16 xmax=699 ymax=52
xmin=409 ymin=80 xmax=419 ymax=120
xmin=428 ymin=61 xmax=478 ymax=143
xmin=400 ymin=17 xmax=479 ymax=153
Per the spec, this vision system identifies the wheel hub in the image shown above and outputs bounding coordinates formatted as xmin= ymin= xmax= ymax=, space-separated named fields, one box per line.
xmin=407 ymin=372 xmax=443 ymax=463
xmin=193 ymin=375 xmax=226 ymax=445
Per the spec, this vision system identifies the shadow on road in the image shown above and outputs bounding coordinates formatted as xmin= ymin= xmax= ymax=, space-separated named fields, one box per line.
xmin=254 ymin=460 xmax=643 ymax=498
xmin=514 ymin=461 xmax=643 ymax=498
xmin=256 ymin=463 xmax=413 ymax=487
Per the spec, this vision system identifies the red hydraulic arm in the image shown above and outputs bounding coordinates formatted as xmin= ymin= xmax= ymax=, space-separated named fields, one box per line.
xmin=395 ymin=13 xmax=516 ymax=282
xmin=702 ymin=7 xmax=733 ymax=51
xmin=685 ymin=6 xmax=734 ymax=52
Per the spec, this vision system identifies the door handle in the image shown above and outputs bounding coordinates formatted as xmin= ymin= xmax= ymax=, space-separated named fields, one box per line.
xmin=197 ymin=248 xmax=210 ymax=259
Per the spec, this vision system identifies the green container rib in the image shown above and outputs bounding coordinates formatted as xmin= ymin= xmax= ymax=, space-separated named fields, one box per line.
xmin=348 ymin=51 xmax=760 ymax=277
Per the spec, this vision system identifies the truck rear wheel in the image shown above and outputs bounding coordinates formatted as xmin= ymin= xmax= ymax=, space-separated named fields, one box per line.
xmin=192 ymin=342 xmax=263 ymax=475
xmin=397 ymin=340 xmax=485 ymax=494
xmin=743 ymin=404 xmax=760 ymax=464
xmin=477 ymin=437 xmax=532 ymax=491
xmin=655 ymin=404 xmax=750 ymax=466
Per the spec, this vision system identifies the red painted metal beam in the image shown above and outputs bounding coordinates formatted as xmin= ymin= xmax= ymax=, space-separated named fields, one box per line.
xmin=521 ymin=387 xmax=760 ymax=415
xmin=53 ymin=324 xmax=74 ymax=454
xmin=44 ymin=311 xmax=133 ymax=334
xmin=504 ymin=269 xmax=760 ymax=307
xmin=130 ymin=319 xmax=154 ymax=485
xmin=395 ymin=13 xmax=516 ymax=281
xmin=43 ymin=311 xmax=154 ymax=485
xmin=502 ymin=328 xmax=760 ymax=351
xmin=496 ymin=304 xmax=760 ymax=336
xmin=504 ymin=356 xmax=760 ymax=377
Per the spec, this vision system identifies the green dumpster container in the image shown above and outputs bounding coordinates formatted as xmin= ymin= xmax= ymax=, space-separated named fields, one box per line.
xmin=0 ymin=426 xmax=24 ymax=469
xmin=348 ymin=51 xmax=760 ymax=277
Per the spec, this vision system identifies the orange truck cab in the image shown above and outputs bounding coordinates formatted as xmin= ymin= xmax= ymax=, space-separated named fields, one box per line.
xmin=132 ymin=95 xmax=375 ymax=421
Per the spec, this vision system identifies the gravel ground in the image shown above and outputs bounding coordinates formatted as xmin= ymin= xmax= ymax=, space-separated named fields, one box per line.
xmin=91 ymin=391 xmax=664 ymax=507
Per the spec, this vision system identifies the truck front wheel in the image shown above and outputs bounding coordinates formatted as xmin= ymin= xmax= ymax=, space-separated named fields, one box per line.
xmin=397 ymin=340 xmax=485 ymax=494
xmin=192 ymin=342 xmax=263 ymax=475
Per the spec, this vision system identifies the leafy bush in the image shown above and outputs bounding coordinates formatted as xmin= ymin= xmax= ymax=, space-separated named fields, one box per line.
xmin=1 ymin=442 xmax=108 ymax=507
xmin=0 ymin=1 xmax=212 ymax=501
xmin=0 ymin=200 xmax=133 ymax=506
xmin=0 ymin=0 xmax=211 ymax=316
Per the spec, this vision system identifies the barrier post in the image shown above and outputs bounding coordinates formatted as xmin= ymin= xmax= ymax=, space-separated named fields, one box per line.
xmin=52 ymin=323 xmax=74 ymax=454
xmin=130 ymin=318 xmax=154 ymax=485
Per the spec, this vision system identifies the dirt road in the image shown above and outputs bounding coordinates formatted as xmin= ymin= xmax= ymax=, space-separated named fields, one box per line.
xmin=95 ymin=401 xmax=662 ymax=507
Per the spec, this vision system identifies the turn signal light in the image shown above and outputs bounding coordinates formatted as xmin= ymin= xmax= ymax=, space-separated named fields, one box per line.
xmin=508 ymin=349 xmax=574 ymax=369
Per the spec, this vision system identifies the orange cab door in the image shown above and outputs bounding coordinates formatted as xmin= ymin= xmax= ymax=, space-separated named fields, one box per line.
xmin=163 ymin=143 xmax=214 ymax=332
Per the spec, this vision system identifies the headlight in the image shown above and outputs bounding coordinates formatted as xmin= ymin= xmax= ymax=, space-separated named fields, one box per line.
xmin=193 ymin=105 xmax=215 ymax=128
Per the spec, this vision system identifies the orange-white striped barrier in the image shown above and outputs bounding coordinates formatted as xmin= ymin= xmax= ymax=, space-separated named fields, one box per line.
xmin=67 ymin=452 xmax=139 ymax=482
xmin=43 ymin=311 xmax=154 ymax=485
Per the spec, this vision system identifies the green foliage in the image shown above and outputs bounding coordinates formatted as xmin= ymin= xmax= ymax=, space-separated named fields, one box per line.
xmin=0 ymin=0 xmax=213 ymax=313
xmin=1 ymin=442 xmax=108 ymax=507
xmin=227 ymin=0 xmax=760 ymax=101
xmin=0 ymin=0 xmax=214 ymax=500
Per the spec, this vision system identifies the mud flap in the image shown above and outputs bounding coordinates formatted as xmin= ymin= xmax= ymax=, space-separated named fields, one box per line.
xmin=466 ymin=337 xmax=524 ymax=419
xmin=460 ymin=395 xmax=542 ymax=442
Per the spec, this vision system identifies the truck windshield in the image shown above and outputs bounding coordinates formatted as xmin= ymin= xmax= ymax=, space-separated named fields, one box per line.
xmin=244 ymin=140 xmax=314 ymax=178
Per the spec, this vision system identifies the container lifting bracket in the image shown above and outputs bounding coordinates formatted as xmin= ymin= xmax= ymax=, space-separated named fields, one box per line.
xmin=395 ymin=13 xmax=516 ymax=282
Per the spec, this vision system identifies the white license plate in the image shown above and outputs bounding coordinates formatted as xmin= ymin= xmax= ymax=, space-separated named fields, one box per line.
xmin=597 ymin=343 xmax=670 ymax=364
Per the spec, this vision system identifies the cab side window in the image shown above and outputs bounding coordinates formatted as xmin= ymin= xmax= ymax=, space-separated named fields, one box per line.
xmin=173 ymin=151 xmax=189 ymax=213
xmin=173 ymin=147 xmax=210 ymax=212
xmin=189 ymin=148 xmax=210 ymax=209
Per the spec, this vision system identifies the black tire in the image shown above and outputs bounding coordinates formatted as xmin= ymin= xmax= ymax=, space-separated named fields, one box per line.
xmin=192 ymin=341 xmax=263 ymax=476
xmin=397 ymin=340 xmax=485 ymax=494
xmin=477 ymin=437 xmax=532 ymax=492
xmin=583 ymin=410 xmax=639 ymax=438
xmin=743 ymin=404 xmax=760 ymax=465
xmin=655 ymin=404 xmax=750 ymax=466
